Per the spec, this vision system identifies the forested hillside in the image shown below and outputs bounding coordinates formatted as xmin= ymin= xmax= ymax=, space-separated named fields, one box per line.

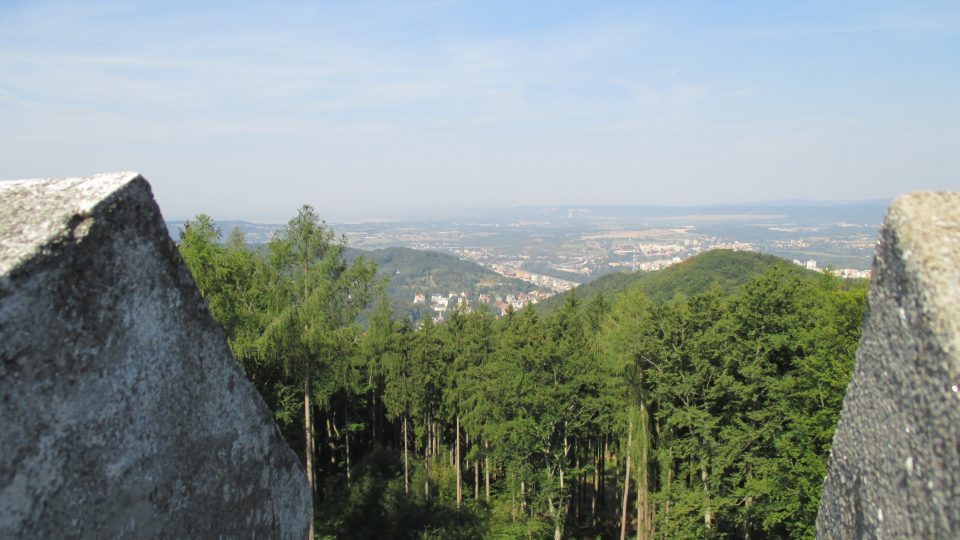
xmin=344 ymin=246 xmax=535 ymax=322
xmin=178 ymin=210 xmax=866 ymax=539
xmin=537 ymin=250 xmax=817 ymax=312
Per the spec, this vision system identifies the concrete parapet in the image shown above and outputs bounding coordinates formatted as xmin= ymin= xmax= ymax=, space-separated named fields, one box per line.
xmin=817 ymin=192 xmax=960 ymax=538
xmin=0 ymin=173 xmax=310 ymax=539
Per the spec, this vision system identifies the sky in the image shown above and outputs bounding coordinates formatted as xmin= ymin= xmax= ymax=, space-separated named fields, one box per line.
xmin=1 ymin=1 xmax=959 ymax=222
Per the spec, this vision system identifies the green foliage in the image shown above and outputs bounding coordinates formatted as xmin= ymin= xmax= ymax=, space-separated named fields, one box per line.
xmin=180 ymin=216 xmax=865 ymax=540
xmin=345 ymin=247 xmax=535 ymax=323
xmin=315 ymin=450 xmax=486 ymax=540
xmin=538 ymin=249 xmax=816 ymax=312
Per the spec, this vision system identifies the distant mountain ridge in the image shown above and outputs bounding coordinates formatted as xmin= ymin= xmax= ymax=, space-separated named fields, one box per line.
xmin=164 ymin=198 xmax=886 ymax=235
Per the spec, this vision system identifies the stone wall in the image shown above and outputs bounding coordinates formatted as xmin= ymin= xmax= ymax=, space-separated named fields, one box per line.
xmin=0 ymin=173 xmax=311 ymax=539
xmin=817 ymin=192 xmax=960 ymax=538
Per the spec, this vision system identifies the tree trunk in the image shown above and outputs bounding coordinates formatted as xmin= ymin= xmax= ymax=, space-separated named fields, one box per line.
xmin=592 ymin=439 xmax=600 ymax=524
xmin=521 ymin=480 xmax=527 ymax=515
xmin=702 ymin=462 xmax=712 ymax=530
xmin=575 ymin=447 xmax=582 ymax=521
xmin=620 ymin=418 xmax=633 ymax=540
xmin=558 ymin=448 xmax=566 ymax=540
xmin=373 ymin=380 xmax=383 ymax=449
xmin=665 ymin=459 xmax=673 ymax=535
xmin=424 ymin=414 xmax=431 ymax=500
xmin=303 ymin=368 xmax=315 ymax=540
xmin=326 ymin=417 xmax=337 ymax=466
xmin=403 ymin=415 xmax=409 ymax=495
xmin=424 ymin=454 xmax=431 ymax=499
xmin=455 ymin=414 xmax=462 ymax=510
xmin=602 ymin=438 xmax=608 ymax=509
xmin=638 ymin=404 xmax=650 ymax=540
xmin=636 ymin=474 xmax=642 ymax=540
xmin=303 ymin=369 xmax=315 ymax=494
xmin=344 ymin=399 xmax=351 ymax=485
xmin=484 ymin=444 xmax=491 ymax=502
xmin=561 ymin=433 xmax=568 ymax=497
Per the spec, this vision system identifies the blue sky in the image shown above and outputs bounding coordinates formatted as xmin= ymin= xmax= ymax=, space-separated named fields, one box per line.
xmin=1 ymin=1 xmax=958 ymax=221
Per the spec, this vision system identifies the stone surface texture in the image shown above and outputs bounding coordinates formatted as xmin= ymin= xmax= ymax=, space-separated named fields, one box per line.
xmin=0 ymin=173 xmax=311 ymax=539
xmin=817 ymin=192 xmax=960 ymax=538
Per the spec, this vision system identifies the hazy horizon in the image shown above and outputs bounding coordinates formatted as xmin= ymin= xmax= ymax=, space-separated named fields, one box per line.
xmin=162 ymin=197 xmax=890 ymax=225
xmin=2 ymin=1 xmax=958 ymax=222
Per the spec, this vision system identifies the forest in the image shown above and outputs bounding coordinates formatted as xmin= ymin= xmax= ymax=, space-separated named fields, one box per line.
xmin=342 ymin=246 xmax=535 ymax=323
xmin=177 ymin=206 xmax=867 ymax=540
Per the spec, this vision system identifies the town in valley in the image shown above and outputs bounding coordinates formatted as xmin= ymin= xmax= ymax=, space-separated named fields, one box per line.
xmin=169 ymin=201 xmax=882 ymax=321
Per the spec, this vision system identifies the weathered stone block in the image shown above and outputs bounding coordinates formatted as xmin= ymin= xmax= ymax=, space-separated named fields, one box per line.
xmin=817 ymin=192 xmax=960 ymax=538
xmin=0 ymin=173 xmax=311 ymax=539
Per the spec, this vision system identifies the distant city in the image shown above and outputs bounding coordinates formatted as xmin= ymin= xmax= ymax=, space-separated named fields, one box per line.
xmin=167 ymin=201 xmax=884 ymax=320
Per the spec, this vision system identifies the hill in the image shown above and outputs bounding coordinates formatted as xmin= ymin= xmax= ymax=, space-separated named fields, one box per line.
xmin=345 ymin=247 xmax=536 ymax=322
xmin=537 ymin=249 xmax=818 ymax=311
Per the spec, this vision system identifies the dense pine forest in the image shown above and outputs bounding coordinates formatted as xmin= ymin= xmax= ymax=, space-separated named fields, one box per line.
xmin=178 ymin=207 xmax=866 ymax=540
